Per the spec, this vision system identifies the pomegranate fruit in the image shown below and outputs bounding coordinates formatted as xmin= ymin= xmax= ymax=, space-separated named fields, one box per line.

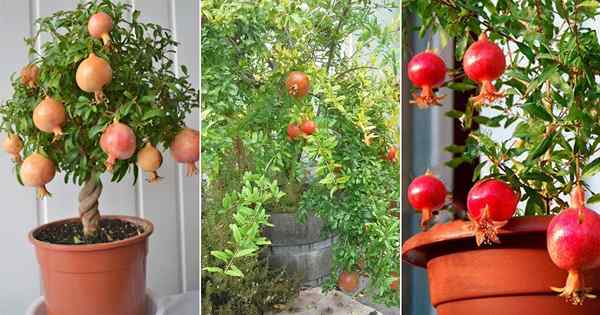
xmin=466 ymin=178 xmax=519 ymax=246
xmin=285 ymin=71 xmax=310 ymax=98
xmin=338 ymin=271 xmax=359 ymax=293
xmin=407 ymin=170 xmax=447 ymax=229
xmin=20 ymin=64 xmax=39 ymax=88
xmin=407 ymin=51 xmax=447 ymax=108
xmin=547 ymin=185 xmax=600 ymax=305
xmin=137 ymin=142 xmax=163 ymax=183
xmin=386 ymin=146 xmax=397 ymax=162
xmin=100 ymin=121 xmax=136 ymax=172
xmin=300 ymin=120 xmax=316 ymax=135
xmin=170 ymin=128 xmax=199 ymax=176
xmin=33 ymin=96 xmax=66 ymax=142
xmin=88 ymin=12 xmax=113 ymax=48
xmin=76 ymin=53 xmax=113 ymax=103
xmin=2 ymin=134 xmax=23 ymax=163
xmin=20 ymin=153 xmax=56 ymax=199
xmin=287 ymin=123 xmax=302 ymax=141
xmin=390 ymin=272 xmax=399 ymax=290
xmin=463 ymin=33 xmax=506 ymax=105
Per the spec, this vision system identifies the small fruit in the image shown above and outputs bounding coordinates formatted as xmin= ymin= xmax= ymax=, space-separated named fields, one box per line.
xmin=300 ymin=120 xmax=316 ymax=135
xmin=285 ymin=71 xmax=310 ymax=98
xmin=386 ymin=147 xmax=397 ymax=162
xmin=338 ymin=271 xmax=359 ymax=293
xmin=88 ymin=12 xmax=113 ymax=48
xmin=137 ymin=142 xmax=163 ymax=183
xmin=407 ymin=51 xmax=447 ymax=108
xmin=407 ymin=171 xmax=447 ymax=229
xmin=170 ymin=128 xmax=200 ymax=176
xmin=76 ymin=53 xmax=113 ymax=103
xmin=287 ymin=123 xmax=302 ymax=140
xmin=20 ymin=64 xmax=39 ymax=88
xmin=2 ymin=134 xmax=23 ymax=163
xmin=100 ymin=121 xmax=136 ymax=172
xmin=20 ymin=153 xmax=56 ymax=199
xmin=390 ymin=272 xmax=399 ymax=290
xmin=547 ymin=185 xmax=600 ymax=305
xmin=466 ymin=178 xmax=519 ymax=246
xmin=33 ymin=96 xmax=66 ymax=142
xmin=463 ymin=33 xmax=506 ymax=105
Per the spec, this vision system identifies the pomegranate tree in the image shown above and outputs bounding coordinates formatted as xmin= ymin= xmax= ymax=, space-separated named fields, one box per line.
xmin=407 ymin=171 xmax=447 ymax=228
xmin=0 ymin=1 xmax=198 ymax=240
xmin=466 ymin=179 xmax=519 ymax=246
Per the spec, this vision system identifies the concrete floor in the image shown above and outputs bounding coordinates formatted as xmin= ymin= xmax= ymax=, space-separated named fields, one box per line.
xmin=268 ymin=287 xmax=380 ymax=315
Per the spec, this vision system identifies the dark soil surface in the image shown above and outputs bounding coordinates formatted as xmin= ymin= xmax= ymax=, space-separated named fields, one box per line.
xmin=34 ymin=218 xmax=144 ymax=245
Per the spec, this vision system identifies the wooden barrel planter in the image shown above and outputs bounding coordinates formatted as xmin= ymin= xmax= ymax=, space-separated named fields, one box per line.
xmin=264 ymin=213 xmax=334 ymax=287
xmin=402 ymin=216 xmax=600 ymax=315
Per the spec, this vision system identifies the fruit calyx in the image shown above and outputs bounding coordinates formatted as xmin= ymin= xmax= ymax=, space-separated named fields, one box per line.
xmin=550 ymin=269 xmax=596 ymax=305
xmin=467 ymin=205 xmax=508 ymax=246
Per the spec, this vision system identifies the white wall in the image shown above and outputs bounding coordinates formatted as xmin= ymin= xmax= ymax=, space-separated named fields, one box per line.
xmin=0 ymin=1 xmax=199 ymax=313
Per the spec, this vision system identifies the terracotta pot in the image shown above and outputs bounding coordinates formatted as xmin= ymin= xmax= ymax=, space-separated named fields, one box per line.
xmin=402 ymin=216 xmax=600 ymax=315
xmin=29 ymin=215 xmax=154 ymax=315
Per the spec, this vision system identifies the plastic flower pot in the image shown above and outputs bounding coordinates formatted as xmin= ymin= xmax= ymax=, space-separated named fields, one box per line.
xmin=402 ymin=216 xmax=600 ymax=315
xmin=29 ymin=215 xmax=153 ymax=315
xmin=26 ymin=290 xmax=157 ymax=315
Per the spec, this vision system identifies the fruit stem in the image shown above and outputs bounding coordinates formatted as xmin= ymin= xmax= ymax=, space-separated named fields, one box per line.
xmin=570 ymin=185 xmax=586 ymax=224
xmin=147 ymin=171 xmax=163 ymax=183
xmin=36 ymin=186 xmax=51 ymax=199
xmin=105 ymin=154 xmax=116 ymax=172
xmin=551 ymin=269 xmax=596 ymax=305
xmin=420 ymin=208 xmax=431 ymax=229
xmin=79 ymin=175 xmax=102 ymax=239
xmin=11 ymin=154 xmax=22 ymax=164
xmin=101 ymin=33 xmax=112 ymax=49
xmin=186 ymin=162 xmax=198 ymax=176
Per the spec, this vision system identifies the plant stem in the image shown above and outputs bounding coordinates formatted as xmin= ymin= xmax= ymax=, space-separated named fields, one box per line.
xmin=78 ymin=174 xmax=103 ymax=239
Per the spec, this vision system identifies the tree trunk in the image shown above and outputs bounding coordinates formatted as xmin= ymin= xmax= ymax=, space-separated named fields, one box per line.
xmin=78 ymin=176 xmax=103 ymax=238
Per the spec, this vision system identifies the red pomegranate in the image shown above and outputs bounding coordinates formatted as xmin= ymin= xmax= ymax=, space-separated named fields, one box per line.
xmin=33 ymin=96 xmax=66 ymax=142
xmin=547 ymin=185 xmax=600 ymax=305
xmin=407 ymin=51 xmax=447 ymax=108
xmin=285 ymin=71 xmax=310 ymax=98
xmin=300 ymin=120 xmax=316 ymax=135
xmin=2 ymin=134 xmax=23 ymax=163
xmin=466 ymin=178 xmax=519 ymax=246
xmin=170 ymin=128 xmax=199 ymax=176
xmin=386 ymin=146 xmax=397 ymax=162
xmin=20 ymin=64 xmax=39 ymax=88
xmin=463 ymin=33 xmax=506 ymax=105
xmin=287 ymin=123 xmax=302 ymax=140
xmin=407 ymin=170 xmax=447 ymax=229
xmin=100 ymin=121 xmax=136 ymax=171
xmin=338 ymin=271 xmax=359 ymax=293
xmin=88 ymin=12 xmax=113 ymax=48
xmin=20 ymin=153 xmax=56 ymax=199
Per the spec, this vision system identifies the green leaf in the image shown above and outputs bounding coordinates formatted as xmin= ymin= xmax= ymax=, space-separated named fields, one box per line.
xmin=529 ymin=134 xmax=555 ymax=160
xmin=202 ymin=267 xmax=224 ymax=273
xmin=583 ymin=157 xmax=600 ymax=177
xmin=522 ymin=103 xmax=553 ymax=122
xmin=588 ymin=194 xmax=600 ymax=204
xmin=225 ymin=265 xmax=244 ymax=277
xmin=210 ymin=250 xmax=230 ymax=262
xmin=447 ymin=82 xmax=476 ymax=92
xmin=235 ymin=248 xmax=257 ymax=258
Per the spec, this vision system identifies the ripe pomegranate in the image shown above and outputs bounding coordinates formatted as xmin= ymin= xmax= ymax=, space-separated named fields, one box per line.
xmin=20 ymin=153 xmax=56 ymax=199
xmin=300 ymin=120 xmax=316 ymax=135
xmin=386 ymin=146 xmax=397 ymax=162
xmin=76 ymin=53 xmax=113 ymax=103
xmin=466 ymin=178 xmax=519 ymax=246
xmin=547 ymin=185 xmax=600 ymax=305
xmin=285 ymin=71 xmax=310 ymax=98
xmin=20 ymin=64 xmax=39 ymax=88
xmin=463 ymin=33 xmax=506 ymax=105
xmin=100 ymin=121 xmax=136 ymax=172
xmin=287 ymin=123 xmax=302 ymax=141
xmin=137 ymin=142 xmax=163 ymax=183
xmin=338 ymin=271 xmax=359 ymax=293
xmin=88 ymin=12 xmax=113 ymax=48
xmin=390 ymin=272 xmax=399 ymax=290
xmin=407 ymin=171 xmax=447 ymax=229
xmin=170 ymin=128 xmax=199 ymax=176
xmin=33 ymin=96 xmax=65 ymax=142
xmin=407 ymin=51 xmax=446 ymax=108
xmin=2 ymin=134 xmax=23 ymax=163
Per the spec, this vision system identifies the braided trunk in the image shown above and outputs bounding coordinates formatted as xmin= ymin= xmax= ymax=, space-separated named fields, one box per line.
xmin=78 ymin=176 xmax=103 ymax=238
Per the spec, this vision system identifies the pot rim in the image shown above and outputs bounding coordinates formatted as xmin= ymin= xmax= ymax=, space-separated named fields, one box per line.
xmin=29 ymin=215 xmax=154 ymax=252
xmin=402 ymin=215 xmax=553 ymax=267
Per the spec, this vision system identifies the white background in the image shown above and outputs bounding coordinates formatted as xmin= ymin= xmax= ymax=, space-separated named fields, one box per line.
xmin=0 ymin=1 xmax=199 ymax=313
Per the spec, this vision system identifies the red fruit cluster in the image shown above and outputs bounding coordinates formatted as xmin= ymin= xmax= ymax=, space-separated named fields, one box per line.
xmin=408 ymin=32 xmax=506 ymax=109
xmin=287 ymin=120 xmax=317 ymax=141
